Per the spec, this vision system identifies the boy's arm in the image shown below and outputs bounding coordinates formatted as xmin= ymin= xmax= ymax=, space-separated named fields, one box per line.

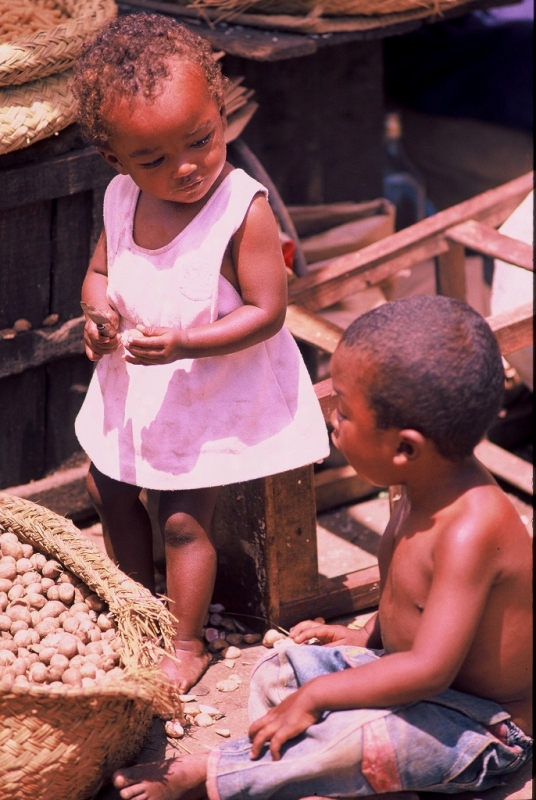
xmin=81 ymin=230 xmax=120 ymax=360
xmin=123 ymin=194 xmax=287 ymax=364
xmin=250 ymin=517 xmax=501 ymax=760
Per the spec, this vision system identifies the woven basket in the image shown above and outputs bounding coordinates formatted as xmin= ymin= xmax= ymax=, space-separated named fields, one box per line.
xmin=0 ymin=69 xmax=75 ymax=155
xmin=0 ymin=492 xmax=178 ymax=800
xmin=0 ymin=0 xmax=117 ymax=87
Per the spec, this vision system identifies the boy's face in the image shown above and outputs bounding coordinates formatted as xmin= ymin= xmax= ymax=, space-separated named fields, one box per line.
xmin=330 ymin=345 xmax=400 ymax=487
xmin=100 ymin=60 xmax=227 ymax=205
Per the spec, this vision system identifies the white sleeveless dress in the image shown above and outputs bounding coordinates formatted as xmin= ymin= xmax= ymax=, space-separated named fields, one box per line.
xmin=75 ymin=169 xmax=329 ymax=490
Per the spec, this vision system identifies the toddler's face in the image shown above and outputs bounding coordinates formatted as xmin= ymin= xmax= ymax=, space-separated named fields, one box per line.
xmin=330 ymin=346 xmax=399 ymax=487
xmin=100 ymin=59 xmax=227 ymax=205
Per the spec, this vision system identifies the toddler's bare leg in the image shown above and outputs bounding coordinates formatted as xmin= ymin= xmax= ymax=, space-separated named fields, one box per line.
xmin=86 ymin=464 xmax=155 ymax=591
xmin=158 ymin=487 xmax=220 ymax=692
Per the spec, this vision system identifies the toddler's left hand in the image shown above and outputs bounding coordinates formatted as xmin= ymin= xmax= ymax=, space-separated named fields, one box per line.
xmin=122 ymin=326 xmax=188 ymax=365
xmin=248 ymin=686 xmax=321 ymax=761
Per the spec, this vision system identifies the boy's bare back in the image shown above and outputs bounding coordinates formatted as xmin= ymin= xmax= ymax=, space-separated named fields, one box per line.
xmin=379 ymin=458 xmax=533 ymax=734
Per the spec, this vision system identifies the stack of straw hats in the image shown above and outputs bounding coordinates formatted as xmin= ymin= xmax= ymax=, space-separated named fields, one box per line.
xmin=0 ymin=0 xmax=117 ymax=156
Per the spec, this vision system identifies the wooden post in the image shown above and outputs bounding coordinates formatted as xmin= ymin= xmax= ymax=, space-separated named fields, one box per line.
xmin=435 ymin=242 xmax=466 ymax=301
xmin=211 ymin=465 xmax=319 ymax=629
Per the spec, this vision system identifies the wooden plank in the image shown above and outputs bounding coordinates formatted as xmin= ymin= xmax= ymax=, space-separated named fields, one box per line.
xmin=475 ymin=439 xmax=533 ymax=496
xmin=119 ymin=0 xmax=318 ymax=60
xmin=288 ymin=199 xmax=394 ymax=237
xmin=45 ymin=356 xmax=93 ymax=474
xmin=0 ymin=202 xmax=51 ymax=329
xmin=51 ymin=193 xmax=93 ymax=319
xmin=288 ymin=172 xmax=533 ymax=311
xmin=278 ymin=565 xmax=380 ymax=626
xmin=487 ymin=303 xmax=533 ymax=356
xmin=314 ymin=465 xmax=376 ymax=513
xmin=0 ymin=148 xmax=115 ymax=211
xmin=314 ymin=377 xmax=337 ymax=423
xmin=0 ymin=370 xmax=46 ymax=488
xmin=445 ymin=219 xmax=534 ymax=271
xmin=285 ymin=305 xmax=343 ymax=354
xmin=436 ymin=242 xmax=467 ymax=301
xmin=0 ymin=317 xmax=85 ymax=380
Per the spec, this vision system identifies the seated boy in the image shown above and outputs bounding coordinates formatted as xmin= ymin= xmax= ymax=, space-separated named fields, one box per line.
xmin=113 ymin=296 xmax=532 ymax=800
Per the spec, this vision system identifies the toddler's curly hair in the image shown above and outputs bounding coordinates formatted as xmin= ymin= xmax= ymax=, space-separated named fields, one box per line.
xmin=72 ymin=13 xmax=229 ymax=148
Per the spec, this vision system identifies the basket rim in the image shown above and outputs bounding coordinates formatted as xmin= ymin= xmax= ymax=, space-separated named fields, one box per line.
xmin=0 ymin=673 xmax=155 ymax=702
xmin=0 ymin=0 xmax=117 ymax=87
xmin=0 ymin=491 xmax=178 ymax=713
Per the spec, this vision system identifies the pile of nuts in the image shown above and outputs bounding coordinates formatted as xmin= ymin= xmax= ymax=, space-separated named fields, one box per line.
xmin=0 ymin=530 xmax=125 ymax=692
xmin=202 ymin=603 xmax=262 ymax=661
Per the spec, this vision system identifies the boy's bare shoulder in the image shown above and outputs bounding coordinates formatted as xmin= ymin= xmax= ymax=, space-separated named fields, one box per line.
xmin=435 ymin=479 xmax=532 ymax=584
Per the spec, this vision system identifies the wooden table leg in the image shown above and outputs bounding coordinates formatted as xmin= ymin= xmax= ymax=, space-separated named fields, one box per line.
xmin=212 ymin=465 xmax=319 ymax=630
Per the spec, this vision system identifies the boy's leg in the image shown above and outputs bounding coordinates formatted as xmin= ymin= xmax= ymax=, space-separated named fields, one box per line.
xmin=86 ymin=463 xmax=155 ymax=591
xmin=158 ymin=486 xmax=220 ymax=692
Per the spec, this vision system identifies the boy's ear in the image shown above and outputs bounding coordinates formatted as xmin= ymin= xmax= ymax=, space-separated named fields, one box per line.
xmin=98 ymin=149 xmax=128 ymax=175
xmin=393 ymin=430 xmax=425 ymax=465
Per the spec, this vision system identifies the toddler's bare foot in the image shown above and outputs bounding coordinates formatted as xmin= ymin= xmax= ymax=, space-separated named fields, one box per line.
xmin=160 ymin=639 xmax=211 ymax=693
xmin=113 ymin=753 xmax=208 ymax=800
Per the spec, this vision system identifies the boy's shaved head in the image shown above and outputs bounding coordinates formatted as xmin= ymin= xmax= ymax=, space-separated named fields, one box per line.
xmin=339 ymin=296 xmax=504 ymax=461
xmin=72 ymin=13 xmax=228 ymax=149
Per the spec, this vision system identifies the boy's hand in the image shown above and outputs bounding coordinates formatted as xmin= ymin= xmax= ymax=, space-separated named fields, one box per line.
xmin=83 ymin=310 xmax=120 ymax=361
xmin=248 ymin=686 xmax=321 ymax=761
xmin=290 ymin=620 xmax=368 ymax=648
xmin=122 ymin=326 xmax=188 ymax=365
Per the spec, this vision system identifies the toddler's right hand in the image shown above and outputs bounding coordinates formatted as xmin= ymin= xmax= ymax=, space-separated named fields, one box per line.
xmin=83 ymin=310 xmax=120 ymax=361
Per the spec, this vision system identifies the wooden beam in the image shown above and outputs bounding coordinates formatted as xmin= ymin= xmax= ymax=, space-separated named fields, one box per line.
xmin=211 ymin=466 xmax=319 ymax=627
xmin=314 ymin=378 xmax=337 ymax=423
xmin=0 ymin=149 xmax=115 ymax=211
xmin=487 ymin=303 xmax=533 ymax=356
xmin=436 ymin=242 xmax=467 ymax=301
xmin=445 ymin=219 xmax=533 ymax=271
xmin=285 ymin=305 xmax=343 ymax=354
xmin=119 ymin=0 xmax=318 ymax=60
xmin=314 ymin=465 xmax=376 ymax=513
xmin=475 ymin=439 xmax=533 ymax=496
xmin=278 ymin=565 xmax=380 ymax=626
xmin=0 ymin=317 xmax=85 ymax=379
xmin=288 ymin=172 xmax=533 ymax=312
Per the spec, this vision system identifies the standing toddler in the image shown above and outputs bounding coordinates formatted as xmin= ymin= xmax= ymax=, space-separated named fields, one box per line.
xmin=72 ymin=13 xmax=329 ymax=691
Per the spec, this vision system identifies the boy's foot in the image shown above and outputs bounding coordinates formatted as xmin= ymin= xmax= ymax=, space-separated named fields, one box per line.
xmin=160 ymin=639 xmax=211 ymax=693
xmin=113 ymin=754 xmax=208 ymax=800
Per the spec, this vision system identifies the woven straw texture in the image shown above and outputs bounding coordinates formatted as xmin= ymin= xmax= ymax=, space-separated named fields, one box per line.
xmin=0 ymin=492 xmax=178 ymax=800
xmin=0 ymin=69 xmax=75 ymax=155
xmin=176 ymin=0 xmax=464 ymax=17
xmin=0 ymin=0 xmax=117 ymax=87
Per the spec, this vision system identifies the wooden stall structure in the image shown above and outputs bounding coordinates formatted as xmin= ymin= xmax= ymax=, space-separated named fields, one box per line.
xmin=211 ymin=170 xmax=533 ymax=629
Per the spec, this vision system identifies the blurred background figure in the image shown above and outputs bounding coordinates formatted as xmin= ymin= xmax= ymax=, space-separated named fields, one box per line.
xmin=383 ymin=0 xmax=533 ymax=210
